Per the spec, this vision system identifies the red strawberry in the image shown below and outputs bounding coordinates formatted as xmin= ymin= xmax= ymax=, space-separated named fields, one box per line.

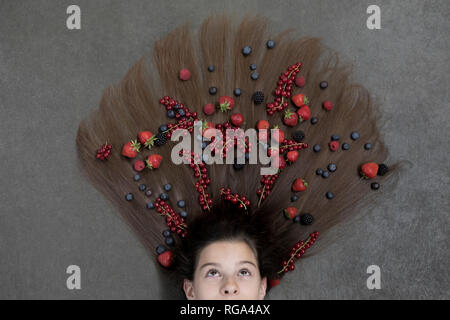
xmin=256 ymin=120 xmax=270 ymax=130
xmin=218 ymin=96 xmax=235 ymax=112
xmin=272 ymin=155 xmax=286 ymax=170
xmin=203 ymin=103 xmax=215 ymax=116
xmin=292 ymin=178 xmax=308 ymax=192
xmin=295 ymin=76 xmax=306 ymax=88
xmin=297 ymin=105 xmax=311 ymax=121
xmin=283 ymin=110 xmax=298 ymax=127
xmin=269 ymin=278 xmax=281 ymax=288
xmin=323 ymin=100 xmax=333 ymax=111
xmin=138 ymin=131 xmax=156 ymax=149
xmin=286 ymin=150 xmax=299 ymax=163
xmin=179 ymin=68 xmax=191 ymax=81
xmin=258 ymin=130 xmax=268 ymax=142
xmin=158 ymin=250 xmax=174 ymax=268
xmin=284 ymin=207 xmax=298 ymax=219
xmin=231 ymin=113 xmax=244 ymax=127
xmin=329 ymin=141 xmax=339 ymax=151
xmin=292 ymin=93 xmax=309 ymax=107
xmin=272 ymin=126 xmax=285 ymax=143
xmin=201 ymin=121 xmax=215 ymax=137
xmin=133 ymin=160 xmax=146 ymax=172
xmin=121 ymin=140 xmax=141 ymax=158
xmin=146 ymin=154 xmax=162 ymax=169
xmin=267 ymin=147 xmax=279 ymax=157
xmin=360 ymin=162 xmax=379 ymax=179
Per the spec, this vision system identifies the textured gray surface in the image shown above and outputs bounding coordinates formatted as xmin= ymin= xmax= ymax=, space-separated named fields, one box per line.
xmin=0 ymin=0 xmax=449 ymax=299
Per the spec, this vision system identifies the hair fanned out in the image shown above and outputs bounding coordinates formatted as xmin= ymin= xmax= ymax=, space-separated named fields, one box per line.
xmin=76 ymin=12 xmax=407 ymax=293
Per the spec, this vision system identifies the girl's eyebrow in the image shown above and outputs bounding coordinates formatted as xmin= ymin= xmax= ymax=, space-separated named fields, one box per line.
xmin=200 ymin=261 xmax=256 ymax=270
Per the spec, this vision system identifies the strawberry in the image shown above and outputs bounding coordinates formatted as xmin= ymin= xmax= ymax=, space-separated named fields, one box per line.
xmin=256 ymin=120 xmax=270 ymax=130
xmin=201 ymin=121 xmax=216 ymax=138
xmin=360 ymin=162 xmax=379 ymax=179
xmin=283 ymin=110 xmax=298 ymax=127
xmin=138 ymin=131 xmax=156 ymax=149
xmin=284 ymin=207 xmax=298 ymax=219
xmin=323 ymin=100 xmax=333 ymax=111
xmin=133 ymin=160 xmax=146 ymax=172
xmin=146 ymin=154 xmax=162 ymax=169
xmin=267 ymin=147 xmax=279 ymax=157
xmin=121 ymin=140 xmax=141 ymax=158
xmin=203 ymin=103 xmax=215 ymax=116
xmin=272 ymin=126 xmax=285 ymax=143
xmin=258 ymin=130 xmax=268 ymax=142
xmin=218 ymin=96 xmax=235 ymax=112
xmin=297 ymin=105 xmax=311 ymax=121
xmin=272 ymin=155 xmax=286 ymax=170
xmin=231 ymin=113 xmax=244 ymax=127
xmin=292 ymin=178 xmax=308 ymax=192
xmin=269 ymin=278 xmax=281 ymax=288
xmin=292 ymin=93 xmax=309 ymax=107
xmin=286 ymin=150 xmax=299 ymax=163
xmin=329 ymin=141 xmax=339 ymax=151
xmin=158 ymin=250 xmax=174 ymax=268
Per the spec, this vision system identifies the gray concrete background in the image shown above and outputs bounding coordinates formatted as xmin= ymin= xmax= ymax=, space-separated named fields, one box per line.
xmin=0 ymin=0 xmax=448 ymax=299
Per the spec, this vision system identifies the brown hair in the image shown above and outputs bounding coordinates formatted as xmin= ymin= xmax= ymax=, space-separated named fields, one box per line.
xmin=75 ymin=11 xmax=409 ymax=296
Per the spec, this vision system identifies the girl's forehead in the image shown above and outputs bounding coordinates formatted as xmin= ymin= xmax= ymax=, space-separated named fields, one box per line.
xmin=197 ymin=241 xmax=257 ymax=265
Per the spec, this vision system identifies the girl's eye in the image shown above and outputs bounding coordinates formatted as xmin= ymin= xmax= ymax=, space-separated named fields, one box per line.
xmin=240 ymin=269 xmax=251 ymax=276
xmin=206 ymin=269 xmax=220 ymax=277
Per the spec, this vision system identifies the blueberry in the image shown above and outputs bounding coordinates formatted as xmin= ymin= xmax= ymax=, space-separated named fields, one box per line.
xmin=320 ymin=81 xmax=328 ymax=89
xmin=177 ymin=200 xmax=186 ymax=208
xmin=327 ymin=163 xmax=337 ymax=172
xmin=159 ymin=124 xmax=168 ymax=133
xmin=342 ymin=143 xmax=350 ymax=150
xmin=316 ymin=168 xmax=323 ymax=176
xmin=139 ymin=184 xmax=147 ymax=191
xmin=250 ymin=64 xmax=257 ymax=70
xmin=293 ymin=215 xmax=301 ymax=223
xmin=162 ymin=229 xmax=171 ymax=237
xmin=364 ymin=143 xmax=372 ymax=150
xmin=146 ymin=202 xmax=154 ymax=209
xmin=173 ymin=104 xmax=180 ymax=110
xmin=313 ymin=144 xmax=321 ymax=152
xmin=250 ymin=72 xmax=259 ymax=80
xmin=180 ymin=211 xmax=188 ymax=218
xmin=133 ymin=174 xmax=141 ymax=181
xmin=267 ymin=40 xmax=275 ymax=49
xmin=371 ymin=182 xmax=380 ymax=190
xmin=164 ymin=183 xmax=172 ymax=191
xmin=234 ymin=88 xmax=242 ymax=96
xmin=160 ymin=193 xmax=169 ymax=201
xmin=125 ymin=193 xmax=133 ymax=201
xmin=167 ymin=110 xmax=175 ymax=119
xmin=165 ymin=236 xmax=175 ymax=246
xmin=311 ymin=117 xmax=318 ymax=125
xmin=322 ymin=171 xmax=330 ymax=179
xmin=326 ymin=191 xmax=334 ymax=199
xmin=331 ymin=134 xmax=340 ymax=141
xmin=209 ymin=86 xmax=217 ymax=95
xmin=178 ymin=109 xmax=185 ymax=117
xmin=202 ymin=141 xmax=208 ymax=149
xmin=145 ymin=190 xmax=152 ymax=197
xmin=291 ymin=195 xmax=299 ymax=202
xmin=242 ymin=45 xmax=252 ymax=56
xmin=208 ymin=65 xmax=215 ymax=72
xmin=351 ymin=131 xmax=360 ymax=140
xmin=156 ymin=245 xmax=167 ymax=255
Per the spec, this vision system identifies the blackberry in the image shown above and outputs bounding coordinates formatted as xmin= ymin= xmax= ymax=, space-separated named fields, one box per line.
xmin=154 ymin=132 xmax=167 ymax=146
xmin=293 ymin=130 xmax=305 ymax=142
xmin=253 ymin=91 xmax=264 ymax=104
xmin=377 ymin=164 xmax=389 ymax=176
xmin=300 ymin=213 xmax=314 ymax=225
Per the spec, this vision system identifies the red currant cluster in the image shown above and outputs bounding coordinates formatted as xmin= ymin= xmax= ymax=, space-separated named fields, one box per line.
xmin=207 ymin=122 xmax=252 ymax=159
xmin=96 ymin=142 xmax=112 ymax=160
xmin=220 ymin=187 xmax=251 ymax=211
xmin=180 ymin=150 xmax=213 ymax=212
xmin=159 ymin=96 xmax=199 ymax=138
xmin=154 ymin=197 xmax=188 ymax=238
xmin=256 ymin=173 xmax=280 ymax=207
xmin=278 ymin=232 xmax=319 ymax=274
xmin=266 ymin=62 xmax=302 ymax=115
xmin=280 ymin=139 xmax=308 ymax=153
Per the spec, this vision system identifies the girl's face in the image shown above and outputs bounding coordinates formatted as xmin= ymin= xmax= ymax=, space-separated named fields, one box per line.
xmin=183 ymin=240 xmax=267 ymax=300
